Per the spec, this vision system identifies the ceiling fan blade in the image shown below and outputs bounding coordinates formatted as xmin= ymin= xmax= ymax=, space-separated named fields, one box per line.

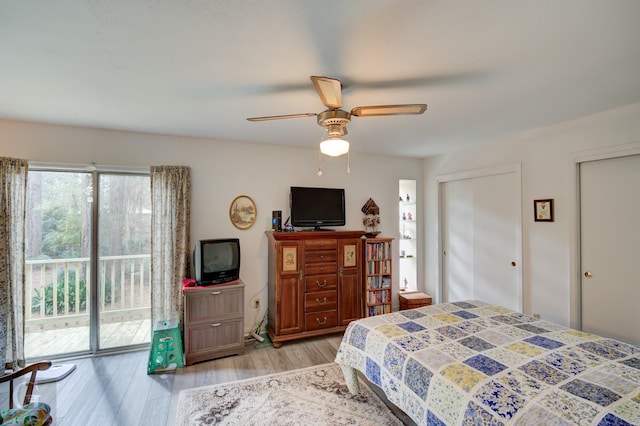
xmin=310 ymin=76 xmax=342 ymax=109
xmin=351 ymin=104 xmax=427 ymax=117
xmin=247 ymin=113 xmax=317 ymax=122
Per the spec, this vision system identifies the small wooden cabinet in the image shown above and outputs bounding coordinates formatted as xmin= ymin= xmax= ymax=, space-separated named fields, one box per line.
xmin=266 ymin=231 xmax=364 ymax=348
xmin=363 ymin=237 xmax=393 ymax=316
xmin=183 ymin=280 xmax=244 ymax=365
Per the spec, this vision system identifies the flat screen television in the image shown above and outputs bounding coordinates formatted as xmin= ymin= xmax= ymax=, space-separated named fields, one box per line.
xmin=193 ymin=238 xmax=240 ymax=285
xmin=290 ymin=186 xmax=345 ymax=230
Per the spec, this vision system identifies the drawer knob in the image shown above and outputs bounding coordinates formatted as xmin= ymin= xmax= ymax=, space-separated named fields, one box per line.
xmin=315 ymin=297 xmax=328 ymax=305
xmin=316 ymin=317 xmax=327 ymax=325
xmin=210 ymin=291 xmax=222 ymax=295
xmin=211 ymin=323 xmax=222 ymax=327
xmin=316 ymin=280 xmax=327 ymax=287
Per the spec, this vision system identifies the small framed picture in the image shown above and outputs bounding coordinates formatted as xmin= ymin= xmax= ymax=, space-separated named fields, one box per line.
xmin=282 ymin=246 xmax=297 ymax=272
xmin=229 ymin=195 xmax=257 ymax=230
xmin=534 ymin=199 xmax=554 ymax=222
xmin=344 ymin=244 xmax=357 ymax=267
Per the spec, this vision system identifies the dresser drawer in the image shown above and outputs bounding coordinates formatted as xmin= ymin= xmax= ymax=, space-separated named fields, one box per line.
xmin=305 ymin=239 xmax=337 ymax=251
xmin=185 ymin=318 xmax=244 ymax=358
xmin=305 ymin=263 xmax=336 ymax=275
xmin=305 ymin=249 xmax=337 ymax=263
xmin=305 ymin=275 xmax=337 ymax=292
xmin=305 ymin=310 xmax=338 ymax=331
xmin=305 ymin=290 xmax=337 ymax=313
xmin=185 ymin=286 xmax=243 ymax=323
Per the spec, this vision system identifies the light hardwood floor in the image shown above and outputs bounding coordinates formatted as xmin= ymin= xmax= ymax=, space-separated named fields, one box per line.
xmin=24 ymin=334 xmax=356 ymax=425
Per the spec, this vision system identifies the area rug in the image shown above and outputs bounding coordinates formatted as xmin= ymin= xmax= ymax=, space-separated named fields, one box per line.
xmin=175 ymin=362 xmax=403 ymax=425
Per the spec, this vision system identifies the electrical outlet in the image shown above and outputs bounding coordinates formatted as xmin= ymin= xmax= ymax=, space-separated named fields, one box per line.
xmin=252 ymin=298 xmax=260 ymax=309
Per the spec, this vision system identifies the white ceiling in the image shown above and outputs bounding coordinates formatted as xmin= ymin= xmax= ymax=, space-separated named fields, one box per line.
xmin=2 ymin=1 xmax=639 ymax=158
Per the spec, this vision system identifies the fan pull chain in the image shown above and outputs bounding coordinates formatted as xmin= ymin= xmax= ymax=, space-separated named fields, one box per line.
xmin=317 ymin=146 xmax=323 ymax=176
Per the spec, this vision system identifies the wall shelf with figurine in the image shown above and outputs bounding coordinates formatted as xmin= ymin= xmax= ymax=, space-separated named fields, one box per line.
xmin=399 ymin=179 xmax=417 ymax=292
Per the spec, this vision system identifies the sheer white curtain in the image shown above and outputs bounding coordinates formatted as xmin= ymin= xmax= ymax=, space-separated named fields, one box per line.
xmin=0 ymin=157 xmax=28 ymax=368
xmin=150 ymin=166 xmax=191 ymax=328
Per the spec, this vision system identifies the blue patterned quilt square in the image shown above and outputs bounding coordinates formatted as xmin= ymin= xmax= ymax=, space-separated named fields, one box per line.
xmin=426 ymin=410 xmax=447 ymax=425
xmin=397 ymin=321 xmax=426 ymax=333
xmin=578 ymin=342 xmax=626 ymax=360
xmin=452 ymin=310 xmax=479 ymax=320
xmin=459 ymin=336 xmax=495 ymax=352
xmin=452 ymin=301 xmax=478 ymax=309
xmin=475 ymin=381 xmax=526 ymax=420
xmin=620 ymin=357 xmax=640 ymax=370
xmin=599 ymin=339 xmax=640 ymax=355
xmin=463 ymin=401 xmax=504 ymax=425
xmin=524 ymin=335 xmax=564 ymax=350
xmin=383 ymin=343 xmax=408 ymax=380
xmin=366 ymin=357 xmax=381 ymax=386
xmin=493 ymin=315 xmax=523 ymax=325
xmin=347 ymin=324 xmax=370 ymax=350
xmin=541 ymin=353 xmax=587 ymax=375
xmin=561 ymin=379 xmax=621 ymax=407
xmin=509 ymin=312 xmax=537 ymax=323
xmin=598 ymin=413 xmax=635 ymax=426
xmin=519 ymin=360 xmax=569 ymax=385
xmin=436 ymin=325 xmax=469 ymax=340
xmin=515 ymin=323 xmax=550 ymax=334
xmin=394 ymin=335 xmax=428 ymax=353
xmin=401 ymin=309 xmax=426 ymax=320
xmin=464 ymin=354 xmax=507 ymax=376
xmin=404 ymin=358 xmax=433 ymax=400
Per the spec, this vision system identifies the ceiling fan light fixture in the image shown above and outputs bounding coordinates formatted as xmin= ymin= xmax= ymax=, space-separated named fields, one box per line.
xmin=320 ymin=137 xmax=349 ymax=157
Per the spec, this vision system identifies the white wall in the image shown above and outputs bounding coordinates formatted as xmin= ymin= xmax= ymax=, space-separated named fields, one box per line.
xmin=422 ymin=102 xmax=640 ymax=327
xmin=0 ymin=118 xmax=422 ymax=333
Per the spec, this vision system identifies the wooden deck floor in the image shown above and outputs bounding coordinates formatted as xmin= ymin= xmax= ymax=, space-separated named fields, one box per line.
xmin=25 ymin=320 xmax=151 ymax=359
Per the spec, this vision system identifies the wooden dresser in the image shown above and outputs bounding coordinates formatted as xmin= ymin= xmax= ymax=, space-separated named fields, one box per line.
xmin=265 ymin=230 xmax=364 ymax=348
xmin=183 ymin=280 xmax=244 ymax=365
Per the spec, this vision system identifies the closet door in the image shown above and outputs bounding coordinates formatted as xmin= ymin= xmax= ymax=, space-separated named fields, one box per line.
xmin=441 ymin=179 xmax=474 ymax=302
xmin=580 ymin=154 xmax=640 ymax=345
xmin=472 ymin=173 xmax=521 ymax=311
xmin=441 ymin=169 xmax=521 ymax=311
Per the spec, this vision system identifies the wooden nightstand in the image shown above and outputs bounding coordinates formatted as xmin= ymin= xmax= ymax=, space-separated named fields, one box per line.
xmin=183 ymin=280 xmax=244 ymax=365
xmin=399 ymin=291 xmax=432 ymax=310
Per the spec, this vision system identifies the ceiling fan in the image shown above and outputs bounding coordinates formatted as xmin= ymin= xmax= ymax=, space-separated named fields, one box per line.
xmin=247 ymin=76 xmax=427 ymax=157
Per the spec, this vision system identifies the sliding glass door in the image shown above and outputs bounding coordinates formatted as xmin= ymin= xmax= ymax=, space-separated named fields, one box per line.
xmin=25 ymin=168 xmax=151 ymax=359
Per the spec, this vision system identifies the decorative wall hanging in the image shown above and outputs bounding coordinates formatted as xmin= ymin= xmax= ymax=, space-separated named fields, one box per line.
xmin=361 ymin=198 xmax=381 ymax=237
xmin=230 ymin=195 xmax=257 ymax=229
xmin=534 ymin=199 xmax=554 ymax=222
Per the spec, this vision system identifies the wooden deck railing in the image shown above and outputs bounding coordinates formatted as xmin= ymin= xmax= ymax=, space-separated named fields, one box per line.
xmin=25 ymin=254 xmax=151 ymax=330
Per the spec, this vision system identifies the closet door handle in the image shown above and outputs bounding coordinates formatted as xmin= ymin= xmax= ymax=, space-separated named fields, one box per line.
xmin=584 ymin=271 xmax=593 ymax=278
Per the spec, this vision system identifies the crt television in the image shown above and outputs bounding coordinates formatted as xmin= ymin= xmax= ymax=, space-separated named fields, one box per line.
xmin=193 ymin=238 xmax=240 ymax=285
xmin=290 ymin=186 xmax=345 ymax=230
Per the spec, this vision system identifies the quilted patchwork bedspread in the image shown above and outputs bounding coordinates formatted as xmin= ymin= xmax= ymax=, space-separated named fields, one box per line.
xmin=335 ymin=300 xmax=640 ymax=425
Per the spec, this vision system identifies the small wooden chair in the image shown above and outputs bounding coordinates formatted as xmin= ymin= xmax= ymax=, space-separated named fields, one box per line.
xmin=0 ymin=361 xmax=53 ymax=426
